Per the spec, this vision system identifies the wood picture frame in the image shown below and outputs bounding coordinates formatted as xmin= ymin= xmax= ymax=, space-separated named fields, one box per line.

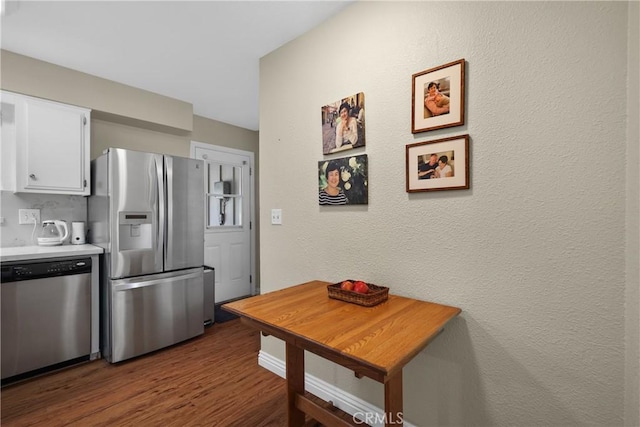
xmin=411 ymin=59 xmax=465 ymax=133
xmin=406 ymin=134 xmax=469 ymax=193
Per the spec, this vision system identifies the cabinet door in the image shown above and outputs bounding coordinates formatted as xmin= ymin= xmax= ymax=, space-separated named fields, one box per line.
xmin=17 ymin=95 xmax=90 ymax=195
xmin=0 ymin=92 xmax=18 ymax=191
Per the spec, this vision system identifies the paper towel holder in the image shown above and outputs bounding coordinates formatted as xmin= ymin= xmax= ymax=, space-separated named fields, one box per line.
xmin=71 ymin=221 xmax=86 ymax=245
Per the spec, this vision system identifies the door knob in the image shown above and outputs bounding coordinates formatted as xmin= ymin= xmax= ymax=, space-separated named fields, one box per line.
xmin=29 ymin=173 xmax=37 ymax=180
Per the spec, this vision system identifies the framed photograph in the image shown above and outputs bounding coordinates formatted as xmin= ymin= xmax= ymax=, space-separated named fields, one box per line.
xmin=406 ymin=134 xmax=469 ymax=193
xmin=411 ymin=59 xmax=465 ymax=133
xmin=321 ymin=92 xmax=366 ymax=155
xmin=318 ymin=154 xmax=368 ymax=205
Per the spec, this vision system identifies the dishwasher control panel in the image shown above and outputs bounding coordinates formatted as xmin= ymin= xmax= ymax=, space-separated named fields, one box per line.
xmin=1 ymin=258 xmax=92 ymax=282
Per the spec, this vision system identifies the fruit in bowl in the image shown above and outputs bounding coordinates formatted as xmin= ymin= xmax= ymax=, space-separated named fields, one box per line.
xmin=329 ymin=280 xmax=387 ymax=306
xmin=340 ymin=280 xmax=354 ymax=291
xmin=353 ymin=280 xmax=369 ymax=294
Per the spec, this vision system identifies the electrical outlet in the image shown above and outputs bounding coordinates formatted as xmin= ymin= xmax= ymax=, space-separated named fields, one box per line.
xmin=271 ymin=209 xmax=282 ymax=225
xmin=18 ymin=209 xmax=40 ymax=225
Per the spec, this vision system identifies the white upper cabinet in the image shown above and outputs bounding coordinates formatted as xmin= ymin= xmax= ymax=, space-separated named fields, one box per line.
xmin=1 ymin=91 xmax=91 ymax=195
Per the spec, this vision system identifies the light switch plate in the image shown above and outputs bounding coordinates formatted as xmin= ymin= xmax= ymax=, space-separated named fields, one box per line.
xmin=271 ymin=209 xmax=282 ymax=225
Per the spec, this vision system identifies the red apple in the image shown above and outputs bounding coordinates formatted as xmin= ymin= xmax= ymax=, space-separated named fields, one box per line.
xmin=340 ymin=280 xmax=354 ymax=291
xmin=353 ymin=281 xmax=369 ymax=294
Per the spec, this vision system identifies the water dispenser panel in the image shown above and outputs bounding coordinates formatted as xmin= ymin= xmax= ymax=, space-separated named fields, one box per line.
xmin=118 ymin=212 xmax=152 ymax=250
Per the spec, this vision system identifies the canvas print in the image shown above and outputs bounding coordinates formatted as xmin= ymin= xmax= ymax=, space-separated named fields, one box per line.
xmin=412 ymin=59 xmax=465 ymax=133
xmin=321 ymin=92 xmax=365 ymax=155
xmin=318 ymin=154 xmax=368 ymax=205
xmin=406 ymin=135 xmax=469 ymax=192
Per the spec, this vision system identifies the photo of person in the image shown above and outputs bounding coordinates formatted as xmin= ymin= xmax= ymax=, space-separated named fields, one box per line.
xmin=416 ymin=150 xmax=455 ymax=180
xmin=318 ymin=155 xmax=368 ymax=205
xmin=435 ymin=155 xmax=453 ymax=178
xmin=406 ymin=134 xmax=469 ymax=193
xmin=321 ymin=92 xmax=366 ymax=155
xmin=423 ymin=78 xmax=450 ymax=118
xmin=336 ymin=102 xmax=358 ymax=149
xmin=418 ymin=153 xmax=439 ymax=180
xmin=411 ymin=59 xmax=465 ymax=134
xmin=319 ymin=160 xmax=348 ymax=205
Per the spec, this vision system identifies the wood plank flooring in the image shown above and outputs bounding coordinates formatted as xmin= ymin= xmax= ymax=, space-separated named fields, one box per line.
xmin=0 ymin=319 xmax=292 ymax=426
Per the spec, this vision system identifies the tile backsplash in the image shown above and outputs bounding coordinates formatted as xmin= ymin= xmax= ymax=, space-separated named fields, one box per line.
xmin=0 ymin=191 xmax=87 ymax=247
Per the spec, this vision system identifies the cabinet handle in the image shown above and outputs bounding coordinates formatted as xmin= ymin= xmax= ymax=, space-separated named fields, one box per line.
xmin=29 ymin=173 xmax=37 ymax=180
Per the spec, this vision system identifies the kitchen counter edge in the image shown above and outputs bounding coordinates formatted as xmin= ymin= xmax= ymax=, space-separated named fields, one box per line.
xmin=0 ymin=244 xmax=104 ymax=262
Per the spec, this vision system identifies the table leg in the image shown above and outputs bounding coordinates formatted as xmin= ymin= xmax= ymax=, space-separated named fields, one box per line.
xmin=384 ymin=371 xmax=403 ymax=427
xmin=286 ymin=342 xmax=306 ymax=426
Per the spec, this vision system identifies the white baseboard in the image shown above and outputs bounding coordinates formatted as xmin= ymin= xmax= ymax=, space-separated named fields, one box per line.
xmin=258 ymin=350 xmax=416 ymax=427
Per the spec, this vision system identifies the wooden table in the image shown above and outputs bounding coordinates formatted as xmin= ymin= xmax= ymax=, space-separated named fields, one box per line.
xmin=223 ymin=280 xmax=461 ymax=427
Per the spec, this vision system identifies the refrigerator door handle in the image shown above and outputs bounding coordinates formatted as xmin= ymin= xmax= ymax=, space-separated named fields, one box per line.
xmin=164 ymin=156 xmax=173 ymax=267
xmin=113 ymin=270 xmax=202 ymax=292
xmin=155 ymin=154 xmax=165 ymax=266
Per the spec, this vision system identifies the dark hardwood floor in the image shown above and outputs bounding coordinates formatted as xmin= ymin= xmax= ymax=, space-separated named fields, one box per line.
xmin=0 ymin=319 xmax=291 ymax=426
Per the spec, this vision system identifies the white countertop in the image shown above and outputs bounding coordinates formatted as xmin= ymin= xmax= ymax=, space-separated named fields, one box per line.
xmin=0 ymin=244 xmax=104 ymax=262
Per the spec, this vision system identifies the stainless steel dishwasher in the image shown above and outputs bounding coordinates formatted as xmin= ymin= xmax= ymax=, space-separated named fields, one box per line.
xmin=1 ymin=257 xmax=92 ymax=383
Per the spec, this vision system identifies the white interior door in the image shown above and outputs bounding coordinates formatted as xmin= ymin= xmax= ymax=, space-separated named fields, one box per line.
xmin=192 ymin=143 xmax=254 ymax=303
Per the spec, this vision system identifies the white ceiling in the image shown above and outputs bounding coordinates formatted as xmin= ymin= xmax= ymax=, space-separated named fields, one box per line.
xmin=1 ymin=1 xmax=353 ymax=131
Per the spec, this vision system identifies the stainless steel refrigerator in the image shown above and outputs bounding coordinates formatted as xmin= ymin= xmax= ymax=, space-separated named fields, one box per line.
xmin=88 ymin=148 xmax=205 ymax=363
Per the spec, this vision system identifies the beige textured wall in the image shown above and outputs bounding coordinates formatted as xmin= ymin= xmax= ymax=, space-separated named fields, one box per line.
xmin=0 ymin=50 xmax=259 ymax=160
xmin=91 ymin=115 xmax=260 ymax=159
xmin=625 ymin=2 xmax=640 ymax=424
xmin=1 ymin=50 xmax=193 ymax=131
xmin=192 ymin=115 xmax=259 ymax=154
xmin=91 ymin=119 xmax=190 ymax=159
xmin=259 ymin=2 xmax=636 ymax=426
